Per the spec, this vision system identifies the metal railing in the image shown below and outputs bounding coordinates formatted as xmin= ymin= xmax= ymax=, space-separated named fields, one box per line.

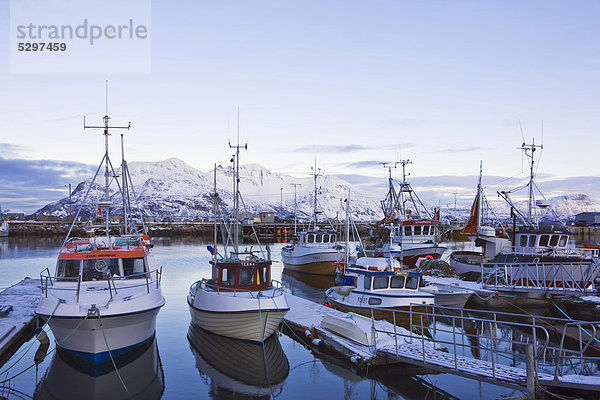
xmin=481 ymin=261 xmax=600 ymax=295
xmin=188 ymin=278 xmax=286 ymax=301
xmin=40 ymin=266 xmax=163 ymax=302
xmin=367 ymin=304 xmax=600 ymax=382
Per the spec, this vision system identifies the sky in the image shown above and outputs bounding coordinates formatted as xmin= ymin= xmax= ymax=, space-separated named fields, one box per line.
xmin=0 ymin=0 xmax=599 ymax=214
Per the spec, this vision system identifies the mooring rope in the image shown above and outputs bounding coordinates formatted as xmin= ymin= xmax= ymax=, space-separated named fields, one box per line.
xmin=96 ymin=308 xmax=133 ymax=399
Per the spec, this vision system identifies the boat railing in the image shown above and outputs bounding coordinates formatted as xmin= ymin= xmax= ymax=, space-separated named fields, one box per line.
xmin=40 ymin=267 xmax=163 ymax=301
xmin=504 ymin=245 xmax=597 ymax=259
xmin=196 ymin=279 xmax=286 ymax=299
xmin=480 ymin=261 xmax=600 ymax=295
xmin=368 ymin=304 xmax=600 ymax=381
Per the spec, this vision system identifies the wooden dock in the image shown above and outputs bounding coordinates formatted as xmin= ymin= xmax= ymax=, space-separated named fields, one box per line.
xmin=0 ymin=278 xmax=40 ymax=365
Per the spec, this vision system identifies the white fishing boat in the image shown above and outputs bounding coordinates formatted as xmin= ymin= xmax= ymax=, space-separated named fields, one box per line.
xmin=281 ymin=160 xmax=342 ymax=276
xmin=451 ymin=145 xmax=600 ymax=291
xmin=326 ymin=257 xmax=434 ymax=325
xmin=421 ymin=279 xmax=473 ymax=308
xmin=36 ymin=104 xmax=165 ymax=363
xmin=188 ymin=135 xmax=289 ymax=343
xmin=363 ymin=161 xmax=445 ymax=267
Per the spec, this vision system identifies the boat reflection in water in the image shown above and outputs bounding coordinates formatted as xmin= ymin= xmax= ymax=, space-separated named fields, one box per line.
xmin=188 ymin=323 xmax=289 ymax=398
xmin=34 ymin=337 xmax=164 ymax=400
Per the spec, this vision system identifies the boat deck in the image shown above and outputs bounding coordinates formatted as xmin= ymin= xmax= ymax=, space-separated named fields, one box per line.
xmin=0 ymin=278 xmax=40 ymax=365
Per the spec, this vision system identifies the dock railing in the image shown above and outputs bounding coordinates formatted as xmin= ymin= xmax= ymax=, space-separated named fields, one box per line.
xmin=481 ymin=260 xmax=600 ymax=295
xmin=368 ymin=304 xmax=600 ymax=383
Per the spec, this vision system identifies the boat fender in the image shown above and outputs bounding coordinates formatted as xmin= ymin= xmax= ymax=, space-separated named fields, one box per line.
xmin=311 ymin=338 xmax=322 ymax=346
xmin=350 ymin=355 xmax=361 ymax=363
xmin=304 ymin=327 xmax=313 ymax=339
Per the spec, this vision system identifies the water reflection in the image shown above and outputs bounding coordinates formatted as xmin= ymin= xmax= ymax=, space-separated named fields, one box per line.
xmin=281 ymin=269 xmax=335 ymax=303
xmin=188 ymin=323 xmax=289 ymax=399
xmin=34 ymin=337 xmax=164 ymax=399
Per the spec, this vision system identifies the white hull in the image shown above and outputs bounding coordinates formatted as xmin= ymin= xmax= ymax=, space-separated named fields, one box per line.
xmin=188 ymin=282 xmax=289 ymax=343
xmin=45 ymin=308 xmax=161 ymax=357
xmin=421 ymin=284 xmax=473 ymax=308
xmin=449 ymin=251 xmax=483 ymax=275
xmin=0 ymin=221 xmax=8 ymax=237
xmin=281 ymin=246 xmax=340 ymax=275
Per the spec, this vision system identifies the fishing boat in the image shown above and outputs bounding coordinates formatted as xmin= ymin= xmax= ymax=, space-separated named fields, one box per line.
xmin=281 ymin=160 xmax=343 ymax=275
xmin=187 ymin=136 xmax=289 ymax=343
xmin=36 ymin=106 xmax=165 ymax=363
xmin=452 ymin=142 xmax=600 ymax=292
xmin=325 ymin=257 xmax=434 ymax=326
xmin=420 ymin=279 xmax=473 ymax=308
xmin=362 ymin=161 xmax=445 ymax=267
xmin=188 ymin=323 xmax=289 ymax=398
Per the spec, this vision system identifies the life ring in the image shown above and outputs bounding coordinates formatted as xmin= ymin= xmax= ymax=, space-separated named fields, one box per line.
xmin=94 ymin=259 xmax=108 ymax=273
xmin=533 ymin=257 xmax=540 ymax=264
xmin=513 ymin=256 xmax=519 ymax=263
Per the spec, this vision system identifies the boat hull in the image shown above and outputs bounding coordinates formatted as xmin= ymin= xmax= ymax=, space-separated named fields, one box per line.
xmin=281 ymin=248 xmax=339 ymax=276
xmin=449 ymin=251 xmax=483 ymax=276
xmin=188 ymin=306 xmax=288 ymax=343
xmin=40 ymin=307 xmax=161 ymax=363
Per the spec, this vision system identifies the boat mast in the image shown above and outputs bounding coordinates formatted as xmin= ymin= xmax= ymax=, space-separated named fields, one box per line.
xmin=213 ymin=163 xmax=218 ymax=259
xmin=290 ymin=183 xmax=301 ymax=234
xmin=83 ymin=81 xmax=131 ymax=241
xmin=520 ymin=139 xmax=543 ymax=226
xmin=311 ymin=158 xmax=322 ymax=230
xmin=477 ymin=160 xmax=482 ymax=229
xmin=229 ymin=108 xmax=246 ymax=255
xmin=399 ymin=159 xmax=413 ymax=219
xmin=379 ymin=161 xmax=399 ymax=221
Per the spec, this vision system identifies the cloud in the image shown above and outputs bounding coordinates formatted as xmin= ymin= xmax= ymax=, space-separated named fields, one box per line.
xmin=290 ymin=144 xmax=379 ymax=153
xmin=0 ymin=156 xmax=96 ymax=214
xmin=0 ymin=143 xmax=25 ymax=157
xmin=335 ymin=160 xmax=382 ymax=169
xmin=435 ymin=146 xmax=493 ymax=153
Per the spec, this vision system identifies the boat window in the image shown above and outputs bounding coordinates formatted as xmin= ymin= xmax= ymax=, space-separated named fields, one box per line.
xmin=57 ymin=260 xmax=80 ymax=278
xmin=307 ymin=234 xmax=314 ymax=243
xmin=414 ymin=226 xmax=422 ymax=235
xmin=390 ymin=275 xmax=405 ymax=288
xmin=539 ymin=235 xmax=549 ymax=247
xmin=423 ymin=226 xmax=429 ymax=235
xmin=528 ymin=235 xmax=536 ymax=247
xmin=405 ymin=276 xmax=419 ymax=289
xmin=322 ymin=234 xmax=329 ymax=243
xmin=520 ymin=235 xmax=528 ymax=247
xmin=220 ymin=268 xmax=236 ymax=286
xmin=82 ymin=258 xmax=120 ymax=281
xmin=404 ymin=226 xmax=412 ymax=236
xmin=238 ymin=267 xmax=255 ymax=286
xmin=373 ymin=276 xmax=389 ymax=289
xmin=549 ymin=235 xmax=559 ymax=247
xmin=123 ymin=258 xmax=145 ymax=277
xmin=331 ymin=235 xmax=336 ymax=242
xmin=368 ymin=298 xmax=382 ymax=305
xmin=363 ymin=276 xmax=371 ymax=290
xmin=315 ymin=234 xmax=322 ymax=243
xmin=559 ymin=236 xmax=568 ymax=247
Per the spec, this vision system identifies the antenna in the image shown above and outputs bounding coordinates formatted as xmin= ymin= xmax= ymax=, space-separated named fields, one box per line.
xmin=229 ymin=107 xmax=247 ymax=254
xmin=82 ymin=81 xmax=131 ymax=240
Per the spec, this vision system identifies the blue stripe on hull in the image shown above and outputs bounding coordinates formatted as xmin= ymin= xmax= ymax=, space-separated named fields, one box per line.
xmin=57 ymin=334 xmax=155 ymax=376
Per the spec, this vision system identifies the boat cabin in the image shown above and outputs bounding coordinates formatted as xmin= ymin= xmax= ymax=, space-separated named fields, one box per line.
xmin=391 ymin=220 xmax=438 ymax=244
xmin=297 ymin=230 xmax=337 ymax=246
xmin=210 ymin=260 xmax=271 ymax=291
xmin=345 ymin=268 xmax=423 ymax=297
xmin=56 ymin=236 xmax=152 ymax=281
xmin=513 ymin=231 xmax=569 ymax=255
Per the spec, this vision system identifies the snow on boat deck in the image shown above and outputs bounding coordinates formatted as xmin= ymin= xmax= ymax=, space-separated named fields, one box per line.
xmin=0 ymin=278 xmax=40 ymax=363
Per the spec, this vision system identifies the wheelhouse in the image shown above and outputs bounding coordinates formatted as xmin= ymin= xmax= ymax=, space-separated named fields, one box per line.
xmin=210 ymin=260 xmax=271 ymax=291
xmin=514 ymin=232 xmax=570 ymax=254
xmin=345 ymin=269 xmax=423 ymax=292
xmin=392 ymin=220 xmax=438 ymax=244
xmin=298 ymin=230 xmax=337 ymax=246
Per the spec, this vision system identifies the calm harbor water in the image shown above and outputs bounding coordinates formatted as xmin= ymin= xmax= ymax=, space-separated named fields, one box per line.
xmin=0 ymin=237 xmax=524 ymax=399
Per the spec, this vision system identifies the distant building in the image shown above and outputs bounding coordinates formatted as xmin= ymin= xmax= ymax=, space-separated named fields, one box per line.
xmin=574 ymin=212 xmax=600 ymax=226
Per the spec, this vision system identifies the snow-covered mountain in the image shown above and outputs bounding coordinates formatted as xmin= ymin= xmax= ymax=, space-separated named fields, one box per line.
xmin=33 ymin=158 xmax=383 ymax=221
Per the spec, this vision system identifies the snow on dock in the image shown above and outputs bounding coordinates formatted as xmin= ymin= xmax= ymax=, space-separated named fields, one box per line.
xmin=0 ymin=278 xmax=40 ymax=364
